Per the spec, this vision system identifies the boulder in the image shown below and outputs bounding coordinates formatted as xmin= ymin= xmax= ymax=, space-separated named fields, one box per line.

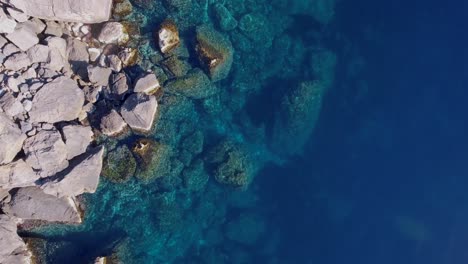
xmin=41 ymin=146 xmax=104 ymax=197
xmin=98 ymin=22 xmax=128 ymax=45
xmin=26 ymin=44 xmax=50 ymax=63
xmin=106 ymin=72 xmax=129 ymax=100
xmin=83 ymin=85 xmax=102 ymax=103
xmin=6 ymin=7 xmax=28 ymax=23
xmin=23 ymin=129 xmax=69 ymax=177
xmin=0 ymin=113 xmax=26 ymax=165
xmin=0 ymin=215 xmax=32 ymax=263
xmin=133 ymin=73 xmax=160 ymax=95
xmin=0 ymin=159 xmax=40 ymax=189
xmin=3 ymin=187 xmax=81 ymax=223
xmin=66 ymin=37 xmax=89 ymax=78
xmin=0 ymin=91 xmax=24 ymax=118
xmin=157 ymin=19 xmax=180 ymax=54
xmin=61 ymin=125 xmax=93 ymax=160
xmin=0 ymin=8 xmax=17 ymax=34
xmin=195 ymin=25 xmax=234 ymax=81
xmin=87 ymin=65 xmax=112 ymax=86
xmin=7 ymin=0 xmax=113 ymax=23
xmin=3 ymin=52 xmax=32 ymax=71
xmin=5 ymin=22 xmax=39 ymax=51
xmin=99 ymin=109 xmax=127 ymax=136
xmin=165 ymin=68 xmax=216 ymax=99
xmin=213 ymin=4 xmax=237 ymax=31
xmin=121 ymin=93 xmax=158 ymax=133
xmin=29 ymin=76 xmax=84 ymax=124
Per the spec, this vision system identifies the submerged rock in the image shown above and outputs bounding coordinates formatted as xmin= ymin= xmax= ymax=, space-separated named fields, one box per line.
xmin=157 ymin=19 xmax=180 ymax=54
xmin=132 ymin=138 xmax=172 ymax=182
xmin=195 ymin=25 xmax=234 ymax=82
xmin=3 ymin=187 xmax=81 ymax=223
xmin=41 ymin=146 xmax=104 ymax=198
xmin=29 ymin=76 xmax=84 ymax=124
xmin=8 ymin=0 xmax=113 ymax=23
xmin=0 ymin=113 xmax=26 ymax=165
xmin=102 ymin=145 xmax=136 ymax=183
xmin=121 ymin=93 xmax=158 ymax=133
xmin=213 ymin=4 xmax=237 ymax=31
xmin=165 ymin=68 xmax=216 ymax=99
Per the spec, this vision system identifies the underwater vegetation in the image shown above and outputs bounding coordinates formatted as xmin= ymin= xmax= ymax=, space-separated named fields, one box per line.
xmin=27 ymin=0 xmax=340 ymax=263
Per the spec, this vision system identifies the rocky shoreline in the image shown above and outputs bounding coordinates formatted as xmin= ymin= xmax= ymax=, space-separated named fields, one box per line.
xmin=0 ymin=0 xmax=161 ymax=262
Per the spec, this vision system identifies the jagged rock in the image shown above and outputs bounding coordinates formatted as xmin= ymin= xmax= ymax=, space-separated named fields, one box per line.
xmin=3 ymin=187 xmax=81 ymax=223
xmin=0 ymin=113 xmax=26 ymax=165
xmin=3 ymin=52 xmax=32 ymax=71
xmin=0 ymin=159 xmax=39 ymax=189
xmin=106 ymin=54 xmax=122 ymax=72
xmin=98 ymin=22 xmax=128 ymax=45
xmin=66 ymin=37 xmax=89 ymax=78
xmin=29 ymin=76 xmax=84 ymax=124
xmin=133 ymin=73 xmax=160 ymax=95
xmin=7 ymin=0 xmax=113 ymax=23
xmin=158 ymin=19 xmax=180 ymax=54
xmin=99 ymin=109 xmax=127 ymax=136
xmin=2 ymin=43 xmax=21 ymax=57
xmin=83 ymin=85 xmax=102 ymax=103
xmin=87 ymin=65 xmax=112 ymax=86
xmin=0 ymin=91 xmax=24 ymax=118
xmin=106 ymin=72 xmax=129 ymax=100
xmin=26 ymin=44 xmax=50 ymax=63
xmin=118 ymin=47 xmax=138 ymax=66
xmin=0 ymin=9 xmax=17 ymax=34
xmin=165 ymin=68 xmax=216 ymax=99
xmin=61 ymin=125 xmax=93 ymax=160
xmin=23 ymin=129 xmax=69 ymax=177
xmin=0 ymin=215 xmax=32 ymax=263
xmin=5 ymin=22 xmax=39 ymax=51
xmin=42 ymin=146 xmax=104 ymax=198
xmin=195 ymin=25 xmax=234 ymax=81
xmin=88 ymin=48 xmax=101 ymax=62
xmin=121 ymin=93 xmax=158 ymax=133
xmin=45 ymin=36 xmax=68 ymax=71
xmin=23 ymin=18 xmax=46 ymax=34
xmin=44 ymin=20 xmax=63 ymax=36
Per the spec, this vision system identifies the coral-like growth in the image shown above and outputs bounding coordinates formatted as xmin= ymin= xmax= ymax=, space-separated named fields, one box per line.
xmin=195 ymin=25 xmax=234 ymax=82
xmin=112 ymin=0 xmax=133 ymax=19
xmin=206 ymin=140 xmax=256 ymax=189
xmin=165 ymin=68 xmax=216 ymax=99
xmin=102 ymin=145 xmax=136 ymax=183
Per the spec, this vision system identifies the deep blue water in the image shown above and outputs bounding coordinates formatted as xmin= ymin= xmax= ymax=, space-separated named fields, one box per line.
xmin=261 ymin=0 xmax=468 ymax=263
xmin=27 ymin=0 xmax=468 ymax=263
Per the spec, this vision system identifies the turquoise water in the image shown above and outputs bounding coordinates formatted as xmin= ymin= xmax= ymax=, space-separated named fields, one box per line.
xmin=25 ymin=0 xmax=468 ymax=263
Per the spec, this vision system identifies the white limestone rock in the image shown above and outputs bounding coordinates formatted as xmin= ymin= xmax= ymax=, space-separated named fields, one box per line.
xmin=83 ymin=85 xmax=102 ymax=103
xmin=29 ymin=76 xmax=84 ymax=124
xmin=5 ymin=22 xmax=39 ymax=51
xmin=0 ymin=35 xmax=8 ymax=49
xmin=100 ymin=109 xmax=127 ymax=136
xmin=7 ymin=0 xmax=113 ymax=23
xmin=0 ymin=215 xmax=32 ymax=263
xmin=26 ymin=44 xmax=50 ymax=63
xmin=23 ymin=129 xmax=69 ymax=177
xmin=98 ymin=22 xmax=128 ymax=44
xmin=42 ymin=146 xmax=104 ymax=198
xmin=3 ymin=52 xmax=32 ymax=71
xmin=133 ymin=73 xmax=161 ymax=95
xmin=0 ymin=113 xmax=26 ymax=165
xmin=106 ymin=54 xmax=123 ymax=72
xmin=66 ymin=37 xmax=89 ymax=77
xmin=87 ymin=65 xmax=111 ymax=86
xmin=0 ymin=92 xmax=24 ymax=118
xmin=0 ymin=159 xmax=39 ymax=189
xmin=2 ymin=43 xmax=21 ymax=57
xmin=0 ymin=8 xmax=17 ymax=34
xmin=44 ymin=20 xmax=63 ymax=36
xmin=121 ymin=93 xmax=158 ymax=133
xmin=6 ymin=7 xmax=28 ymax=23
xmin=3 ymin=187 xmax=81 ymax=223
xmin=61 ymin=124 xmax=93 ymax=160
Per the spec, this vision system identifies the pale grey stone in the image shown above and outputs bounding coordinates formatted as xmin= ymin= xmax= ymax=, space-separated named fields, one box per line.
xmin=0 ymin=188 xmax=9 ymax=202
xmin=0 ymin=92 xmax=23 ymax=118
xmin=106 ymin=54 xmax=122 ymax=72
xmin=0 ymin=159 xmax=39 ymax=188
xmin=42 ymin=146 xmax=104 ymax=198
xmin=44 ymin=20 xmax=63 ymax=36
xmin=0 ymin=215 xmax=32 ymax=263
xmin=5 ymin=22 xmax=39 ymax=51
xmin=133 ymin=73 xmax=160 ymax=95
xmin=105 ymin=72 xmax=129 ymax=100
xmin=3 ymin=52 xmax=32 ymax=71
xmin=23 ymin=18 xmax=46 ymax=34
xmin=98 ymin=22 xmax=128 ymax=44
xmin=66 ymin=37 xmax=88 ymax=78
xmin=0 ymin=35 xmax=8 ymax=49
xmin=88 ymin=48 xmax=101 ymax=62
xmin=0 ymin=113 xmax=26 ymax=165
xmin=6 ymin=7 xmax=28 ymax=23
xmin=7 ymin=0 xmax=113 ymax=23
xmin=29 ymin=76 xmax=84 ymax=124
xmin=83 ymin=85 xmax=102 ymax=103
xmin=23 ymin=129 xmax=69 ymax=177
xmin=121 ymin=93 xmax=158 ymax=133
xmin=26 ymin=44 xmax=50 ymax=63
xmin=19 ymin=120 xmax=32 ymax=133
xmin=99 ymin=109 xmax=127 ymax=136
xmin=61 ymin=124 xmax=93 ymax=160
xmin=4 ymin=187 xmax=81 ymax=223
xmin=87 ymin=65 xmax=111 ymax=86
xmin=0 ymin=9 xmax=17 ymax=34
xmin=2 ymin=43 xmax=21 ymax=57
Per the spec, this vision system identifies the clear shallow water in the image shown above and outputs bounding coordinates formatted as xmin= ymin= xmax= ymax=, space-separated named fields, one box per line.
xmin=26 ymin=0 xmax=468 ymax=263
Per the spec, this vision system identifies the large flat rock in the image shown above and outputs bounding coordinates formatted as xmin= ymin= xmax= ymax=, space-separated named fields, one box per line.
xmin=23 ymin=129 xmax=69 ymax=177
xmin=28 ymin=76 xmax=84 ymax=124
xmin=42 ymin=146 xmax=104 ymax=198
xmin=7 ymin=0 xmax=113 ymax=23
xmin=121 ymin=93 xmax=158 ymax=133
xmin=0 ymin=159 xmax=40 ymax=189
xmin=61 ymin=124 xmax=93 ymax=160
xmin=0 ymin=215 xmax=32 ymax=263
xmin=0 ymin=113 xmax=26 ymax=165
xmin=3 ymin=187 xmax=81 ymax=223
